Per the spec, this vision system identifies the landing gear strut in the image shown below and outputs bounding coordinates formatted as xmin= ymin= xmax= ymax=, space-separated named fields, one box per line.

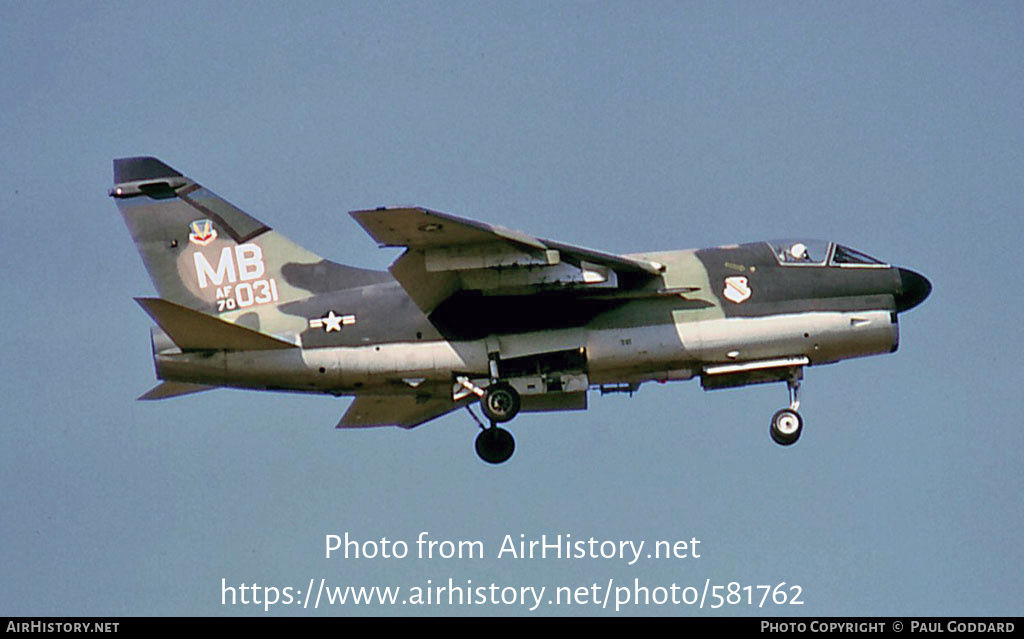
xmin=770 ymin=374 xmax=804 ymax=446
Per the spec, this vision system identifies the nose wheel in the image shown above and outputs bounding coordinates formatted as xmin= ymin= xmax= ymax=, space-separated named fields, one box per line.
xmin=770 ymin=374 xmax=804 ymax=446
xmin=770 ymin=408 xmax=803 ymax=445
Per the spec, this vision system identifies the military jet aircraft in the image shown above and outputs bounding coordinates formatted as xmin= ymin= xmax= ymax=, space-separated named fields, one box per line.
xmin=111 ymin=157 xmax=931 ymax=464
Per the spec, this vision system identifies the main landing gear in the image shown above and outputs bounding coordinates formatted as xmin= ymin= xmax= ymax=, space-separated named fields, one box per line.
xmin=480 ymin=382 xmax=521 ymax=423
xmin=770 ymin=375 xmax=803 ymax=446
xmin=460 ymin=379 xmax=522 ymax=464
xmin=474 ymin=422 xmax=515 ymax=464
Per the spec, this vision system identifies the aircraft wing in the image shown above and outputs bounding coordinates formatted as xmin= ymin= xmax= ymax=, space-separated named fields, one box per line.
xmin=350 ymin=207 xmax=664 ymax=312
xmin=336 ymin=394 xmax=467 ymax=429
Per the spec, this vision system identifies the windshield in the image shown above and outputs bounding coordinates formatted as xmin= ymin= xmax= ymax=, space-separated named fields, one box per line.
xmin=831 ymin=244 xmax=887 ymax=266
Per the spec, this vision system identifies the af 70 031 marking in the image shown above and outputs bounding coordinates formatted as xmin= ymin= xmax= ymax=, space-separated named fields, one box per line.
xmin=112 ymin=157 xmax=931 ymax=463
xmin=191 ymin=243 xmax=279 ymax=311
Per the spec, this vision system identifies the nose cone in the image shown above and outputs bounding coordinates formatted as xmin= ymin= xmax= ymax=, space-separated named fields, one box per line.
xmin=895 ymin=268 xmax=932 ymax=312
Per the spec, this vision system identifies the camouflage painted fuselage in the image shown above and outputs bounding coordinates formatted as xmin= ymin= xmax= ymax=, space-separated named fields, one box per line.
xmin=113 ymin=157 xmax=929 ymax=430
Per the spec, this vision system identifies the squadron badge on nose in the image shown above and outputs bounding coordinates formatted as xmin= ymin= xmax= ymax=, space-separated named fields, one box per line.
xmin=723 ymin=276 xmax=752 ymax=303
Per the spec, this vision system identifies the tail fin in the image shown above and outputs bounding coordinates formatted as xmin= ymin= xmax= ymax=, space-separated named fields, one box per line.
xmin=111 ymin=157 xmax=388 ymax=335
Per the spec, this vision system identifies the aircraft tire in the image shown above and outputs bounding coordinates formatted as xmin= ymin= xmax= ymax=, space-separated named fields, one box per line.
xmin=481 ymin=383 xmax=521 ymax=423
xmin=475 ymin=427 xmax=515 ymax=464
xmin=770 ymin=408 xmax=803 ymax=446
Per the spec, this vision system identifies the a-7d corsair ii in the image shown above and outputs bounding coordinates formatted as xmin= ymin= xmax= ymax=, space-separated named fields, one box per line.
xmin=112 ymin=157 xmax=931 ymax=464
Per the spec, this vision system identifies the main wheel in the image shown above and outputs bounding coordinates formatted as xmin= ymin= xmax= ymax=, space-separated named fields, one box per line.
xmin=480 ymin=382 xmax=521 ymax=423
xmin=475 ymin=427 xmax=515 ymax=464
xmin=770 ymin=408 xmax=803 ymax=446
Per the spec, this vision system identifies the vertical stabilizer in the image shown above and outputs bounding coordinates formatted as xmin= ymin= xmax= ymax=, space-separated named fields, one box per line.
xmin=111 ymin=157 xmax=388 ymax=337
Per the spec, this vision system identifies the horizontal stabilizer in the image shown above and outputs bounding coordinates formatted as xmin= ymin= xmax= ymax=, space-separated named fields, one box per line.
xmin=138 ymin=381 xmax=216 ymax=401
xmin=337 ymin=395 xmax=465 ymax=429
xmin=135 ymin=297 xmax=297 ymax=351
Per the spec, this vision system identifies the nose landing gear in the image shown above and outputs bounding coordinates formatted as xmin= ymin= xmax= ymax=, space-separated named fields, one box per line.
xmin=770 ymin=374 xmax=804 ymax=446
xmin=770 ymin=408 xmax=803 ymax=445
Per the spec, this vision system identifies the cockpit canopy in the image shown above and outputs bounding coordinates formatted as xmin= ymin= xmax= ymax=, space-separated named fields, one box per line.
xmin=768 ymin=240 xmax=887 ymax=267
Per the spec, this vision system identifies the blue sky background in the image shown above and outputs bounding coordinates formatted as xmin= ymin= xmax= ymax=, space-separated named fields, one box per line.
xmin=1 ymin=1 xmax=1021 ymax=616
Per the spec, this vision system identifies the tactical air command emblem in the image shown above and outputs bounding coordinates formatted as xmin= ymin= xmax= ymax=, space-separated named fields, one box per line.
xmin=188 ymin=220 xmax=218 ymax=246
xmin=723 ymin=276 xmax=752 ymax=304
